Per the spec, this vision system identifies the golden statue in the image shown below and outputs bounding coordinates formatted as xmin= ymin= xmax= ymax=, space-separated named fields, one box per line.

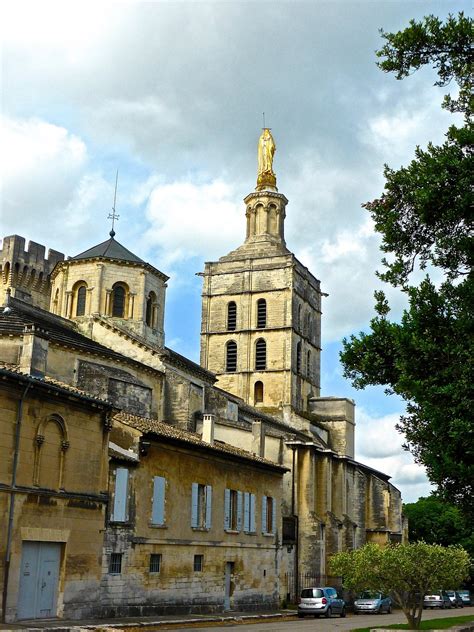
xmin=257 ymin=128 xmax=277 ymax=190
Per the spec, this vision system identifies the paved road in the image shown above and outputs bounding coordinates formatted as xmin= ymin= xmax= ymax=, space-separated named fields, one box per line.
xmin=160 ymin=605 xmax=474 ymax=631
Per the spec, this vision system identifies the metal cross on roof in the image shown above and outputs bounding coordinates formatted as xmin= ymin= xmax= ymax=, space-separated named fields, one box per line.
xmin=108 ymin=170 xmax=119 ymax=237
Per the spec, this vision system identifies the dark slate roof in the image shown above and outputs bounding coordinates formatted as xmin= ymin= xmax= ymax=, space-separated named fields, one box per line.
xmin=0 ymin=297 xmax=162 ymax=374
xmin=71 ymin=236 xmax=144 ymax=263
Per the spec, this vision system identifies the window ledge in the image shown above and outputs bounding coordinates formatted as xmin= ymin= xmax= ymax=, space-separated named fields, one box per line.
xmin=149 ymin=523 xmax=167 ymax=529
xmin=263 ymin=532 xmax=275 ymax=537
xmin=191 ymin=526 xmax=210 ymax=532
xmin=225 ymin=529 xmax=240 ymax=534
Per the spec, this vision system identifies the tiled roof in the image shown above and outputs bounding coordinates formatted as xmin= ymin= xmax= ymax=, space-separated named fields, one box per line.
xmin=114 ymin=411 xmax=288 ymax=473
xmin=0 ymin=298 xmax=161 ymax=374
xmin=0 ymin=364 xmax=112 ymax=407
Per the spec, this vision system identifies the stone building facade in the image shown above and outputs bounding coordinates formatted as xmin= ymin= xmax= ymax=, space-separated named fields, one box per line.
xmin=0 ymin=129 xmax=407 ymax=622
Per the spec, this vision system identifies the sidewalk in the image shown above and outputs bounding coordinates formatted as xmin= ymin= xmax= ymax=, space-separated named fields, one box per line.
xmin=0 ymin=609 xmax=298 ymax=632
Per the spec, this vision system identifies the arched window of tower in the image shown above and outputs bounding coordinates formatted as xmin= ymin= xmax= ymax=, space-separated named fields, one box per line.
xmin=111 ymin=283 xmax=128 ymax=318
xmin=146 ymin=291 xmax=158 ymax=328
xmin=296 ymin=341 xmax=302 ymax=374
xmin=254 ymin=381 xmax=264 ymax=404
xmin=307 ymin=350 xmax=312 ymax=379
xmin=255 ymin=339 xmax=267 ymax=371
xmin=226 ymin=340 xmax=237 ymax=372
xmin=257 ymin=299 xmax=267 ymax=329
xmin=227 ymin=301 xmax=237 ymax=331
xmin=297 ymin=304 xmax=302 ymax=331
xmin=76 ymin=284 xmax=87 ymax=316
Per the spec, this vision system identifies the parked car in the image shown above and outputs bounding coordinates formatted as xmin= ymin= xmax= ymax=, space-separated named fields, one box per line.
xmin=457 ymin=590 xmax=471 ymax=606
xmin=447 ymin=591 xmax=464 ymax=608
xmin=354 ymin=591 xmax=392 ymax=614
xmin=298 ymin=586 xmax=346 ymax=618
xmin=423 ymin=591 xmax=452 ymax=609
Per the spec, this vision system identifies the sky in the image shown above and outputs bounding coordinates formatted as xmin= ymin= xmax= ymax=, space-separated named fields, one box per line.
xmin=1 ymin=0 xmax=465 ymax=502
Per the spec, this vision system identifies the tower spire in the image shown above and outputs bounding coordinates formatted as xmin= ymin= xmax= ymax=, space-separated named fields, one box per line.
xmin=108 ymin=170 xmax=120 ymax=237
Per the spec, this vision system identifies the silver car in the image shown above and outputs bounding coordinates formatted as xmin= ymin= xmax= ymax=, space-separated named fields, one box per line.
xmin=354 ymin=591 xmax=392 ymax=614
xmin=423 ymin=591 xmax=452 ymax=609
xmin=447 ymin=591 xmax=464 ymax=608
xmin=298 ymin=586 xmax=346 ymax=618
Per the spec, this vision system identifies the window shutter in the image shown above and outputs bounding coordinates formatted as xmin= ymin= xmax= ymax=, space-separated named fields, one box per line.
xmin=224 ymin=488 xmax=231 ymax=530
xmin=272 ymin=496 xmax=277 ymax=534
xmin=261 ymin=495 xmax=267 ymax=533
xmin=191 ymin=482 xmax=199 ymax=527
xmin=243 ymin=492 xmax=250 ymax=531
xmin=250 ymin=493 xmax=256 ymax=533
xmin=237 ymin=491 xmax=243 ymax=532
xmin=205 ymin=485 xmax=212 ymax=529
xmin=112 ymin=468 xmax=128 ymax=522
xmin=152 ymin=476 xmax=166 ymax=525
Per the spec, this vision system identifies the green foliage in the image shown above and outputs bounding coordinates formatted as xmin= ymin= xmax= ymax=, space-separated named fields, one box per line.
xmin=330 ymin=542 xmax=470 ymax=629
xmin=403 ymin=496 xmax=474 ymax=559
xmin=340 ymin=12 xmax=474 ymax=520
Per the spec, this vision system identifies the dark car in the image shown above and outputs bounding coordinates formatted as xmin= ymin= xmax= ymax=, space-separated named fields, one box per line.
xmin=354 ymin=591 xmax=392 ymax=614
xmin=458 ymin=590 xmax=471 ymax=606
xmin=298 ymin=586 xmax=346 ymax=618
xmin=423 ymin=591 xmax=452 ymax=609
xmin=447 ymin=591 xmax=464 ymax=608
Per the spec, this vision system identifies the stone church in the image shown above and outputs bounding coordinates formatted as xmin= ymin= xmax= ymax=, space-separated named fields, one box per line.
xmin=0 ymin=130 xmax=406 ymax=622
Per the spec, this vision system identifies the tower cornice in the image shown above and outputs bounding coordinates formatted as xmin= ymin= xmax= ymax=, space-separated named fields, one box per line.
xmin=244 ymin=190 xmax=289 ymax=205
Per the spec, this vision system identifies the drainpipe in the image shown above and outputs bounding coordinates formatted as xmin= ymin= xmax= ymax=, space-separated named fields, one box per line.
xmin=2 ymin=381 xmax=31 ymax=622
xmin=290 ymin=445 xmax=299 ymax=603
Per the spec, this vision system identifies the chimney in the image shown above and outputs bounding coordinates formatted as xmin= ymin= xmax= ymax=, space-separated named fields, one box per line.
xmin=202 ymin=413 xmax=215 ymax=445
xmin=19 ymin=325 xmax=49 ymax=377
xmin=252 ymin=420 xmax=265 ymax=457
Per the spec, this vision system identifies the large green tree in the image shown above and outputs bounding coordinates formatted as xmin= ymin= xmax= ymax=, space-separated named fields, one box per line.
xmin=330 ymin=542 xmax=470 ymax=629
xmin=403 ymin=495 xmax=474 ymax=559
xmin=340 ymin=13 xmax=473 ymax=518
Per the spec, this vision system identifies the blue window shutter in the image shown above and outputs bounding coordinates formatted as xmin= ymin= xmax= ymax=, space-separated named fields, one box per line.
xmin=271 ymin=496 xmax=277 ymax=534
xmin=237 ymin=491 xmax=243 ymax=532
xmin=152 ymin=476 xmax=166 ymax=525
xmin=191 ymin=483 xmax=199 ymax=527
xmin=261 ymin=495 xmax=267 ymax=533
xmin=224 ymin=488 xmax=231 ymax=530
xmin=250 ymin=493 xmax=256 ymax=533
xmin=243 ymin=492 xmax=250 ymax=531
xmin=205 ymin=485 xmax=212 ymax=529
xmin=112 ymin=468 xmax=128 ymax=522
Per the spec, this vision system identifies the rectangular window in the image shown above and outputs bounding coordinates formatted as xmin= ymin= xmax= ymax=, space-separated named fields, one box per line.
xmin=191 ymin=483 xmax=212 ymax=529
xmin=109 ymin=552 xmax=122 ymax=574
xmin=151 ymin=476 xmax=166 ymax=525
xmin=149 ymin=553 xmax=162 ymax=573
xmin=224 ymin=489 xmax=243 ymax=531
xmin=111 ymin=468 xmax=129 ymax=522
xmin=261 ymin=495 xmax=276 ymax=534
xmin=193 ymin=554 xmax=203 ymax=572
xmin=243 ymin=492 xmax=256 ymax=533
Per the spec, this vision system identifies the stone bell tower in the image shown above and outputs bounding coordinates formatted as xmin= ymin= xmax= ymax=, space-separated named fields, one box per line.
xmin=200 ymin=130 xmax=323 ymax=428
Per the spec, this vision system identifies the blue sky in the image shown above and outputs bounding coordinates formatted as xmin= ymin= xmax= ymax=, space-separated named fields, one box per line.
xmin=1 ymin=0 xmax=466 ymax=501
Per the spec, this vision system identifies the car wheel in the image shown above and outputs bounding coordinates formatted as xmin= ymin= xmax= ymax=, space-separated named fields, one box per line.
xmin=354 ymin=610 xmax=359 ymax=615
xmin=387 ymin=605 xmax=392 ymax=614
xmin=325 ymin=607 xmax=332 ymax=618
xmin=297 ymin=613 xmax=304 ymax=618
xmin=340 ymin=607 xmax=346 ymax=618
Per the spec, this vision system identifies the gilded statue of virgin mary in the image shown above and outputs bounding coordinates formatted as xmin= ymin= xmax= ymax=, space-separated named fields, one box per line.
xmin=257 ymin=128 xmax=277 ymax=190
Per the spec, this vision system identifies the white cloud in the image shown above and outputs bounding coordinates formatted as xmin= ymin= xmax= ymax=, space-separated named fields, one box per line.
xmin=355 ymin=407 xmax=433 ymax=502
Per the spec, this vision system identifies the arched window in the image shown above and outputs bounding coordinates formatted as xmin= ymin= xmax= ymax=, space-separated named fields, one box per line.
xmin=226 ymin=340 xmax=237 ymax=372
xmin=53 ymin=288 xmax=60 ymax=314
xmin=227 ymin=301 xmax=237 ymax=331
xmin=76 ymin=285 xmax=87 ymax=316
xmin=146 ymin=291 xmax=157 ymax=327
xmin=111 ymin=283 xmax=127 ymax=318
xmin=307 ymin=350 xmax=312 ymax=379
xmin=257 ymin=298 xmax=267 ymax=329
xmin=297 ymin=304 xmax=302 ymax=331
xmin=296 ymin=341 xmax=302 ymax=374
xmin=254 ymin=381 xmax=264 ymax=404
xmin=255 ymin=338 xmax=267 ymax=370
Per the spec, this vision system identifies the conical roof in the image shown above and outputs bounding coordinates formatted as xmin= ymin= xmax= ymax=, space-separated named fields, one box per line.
xmin=72 ymin=235 xmax=144 ymax=264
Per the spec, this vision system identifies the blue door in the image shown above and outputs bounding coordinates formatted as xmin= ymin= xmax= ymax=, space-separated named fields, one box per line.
xmin=18 ymin=542 xmax=61 ymax=620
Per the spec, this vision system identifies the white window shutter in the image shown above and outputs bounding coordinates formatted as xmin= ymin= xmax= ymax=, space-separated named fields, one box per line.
xmin=224 ymin=488 xmax=231 ymax=530
xmin=112 ymin=468 xmax=128 ymax=522
xmin=261 ymin=495 xmax=267 ymax=533
xmin=237 ymin=491 xmax=243 ymax=532
xmin=250 ymin=493 xmax=256 ymax=533
xmin=271 ymin=496 xmax=277 ymax=534
xmin=243 ymin=492 xmax=250 ymax=531
xmin=205 ymin=485 xmax=212 ymax=529
xmin=191 ymin=482 xmax=199 ymax=527
xmin=152 ymin=476 xmax=166 ymax=525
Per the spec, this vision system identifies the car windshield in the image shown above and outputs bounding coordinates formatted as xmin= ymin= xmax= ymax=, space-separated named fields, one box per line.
xmin=359 ymin=591 xmax=382 ymax=599
xmin=446 ymin=591 xmax=455 ymax=596
xmin=301 ymin=589 xmax=323 ymax=598
xmin=458 ymin=591 xmax=469 ymax=596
